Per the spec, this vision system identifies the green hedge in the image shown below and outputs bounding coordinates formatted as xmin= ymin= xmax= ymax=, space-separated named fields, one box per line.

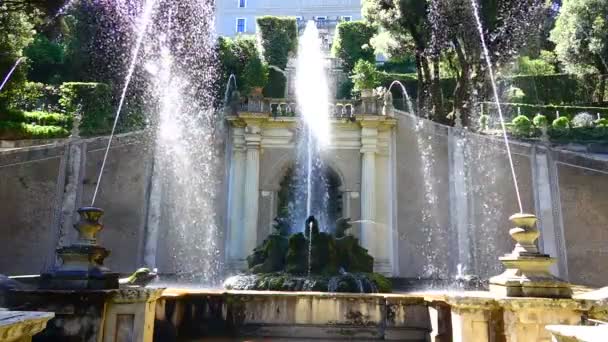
xmin=507 ymin=74 xmax=606 ymax=105
xmin=508 ymin=114 xmax=608 ymax=142
xmin=331 ymin=21 xmax=377 ymax=73
xmin=59 ymin=82 xmax=112 ymax=136
xmin=256 ymin=16 xmax=297 ymax=98
xmin=481 ymin=102 xmax=608 ymax=122
xmin=0 ymin=121 xmax=69 ymax=140
xmin=3 ymin=110 xmax=71 ymax=128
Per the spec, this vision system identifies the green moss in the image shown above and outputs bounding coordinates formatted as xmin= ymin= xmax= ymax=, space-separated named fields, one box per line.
xmin=367 ymin=273 xmax=392 ymax=293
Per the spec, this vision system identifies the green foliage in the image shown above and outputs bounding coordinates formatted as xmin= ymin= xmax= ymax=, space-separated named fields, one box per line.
xmin=481 ymin=102 xmax=608 ymax=122
xmin=596 ymin=118 xmax=608 ymax=127
xmin=550 ymin=0 xmax=608 ymax=75
xmin=23 ymin=33 xmax=66 ymax=84
xmin=0 ymin=121 xmax=69 ymax=140
xmin=511 ymin=115 xmax=534 ymax=137
xmin=352 ymin=60 xmax=380 ymax=92
xmin=218 ymin=36 xmax=267 ymax=96
xmin=256 ymin=16 xmax=297 ymax=98
xmin=256 ymin=16 xmax=298 ymax=69
xmin=59 ymin=82 xmax=112 ymax=136
xmin=1 ymin=109 xmax=71 ymax=129
xmin=551 ymin=116 xmax=570 ymax=132
xmin=331 ymin=21 xmax=377 ymax=73
xmin=532 ymin=114 xmax=548 ymax=128
xmin=515 ymin=53 xmax=558 ymax=76
xmin=8 ymin=82 xmax=60 ymax=111
xmin=242 ymin=55 xmax=268 ymax=89
xmin=0 ymin=5 xmax=36 ymax=110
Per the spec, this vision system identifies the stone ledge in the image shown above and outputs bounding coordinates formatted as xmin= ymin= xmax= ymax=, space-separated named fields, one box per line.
xmin=0 ymin=311 xmax=54 ymax=342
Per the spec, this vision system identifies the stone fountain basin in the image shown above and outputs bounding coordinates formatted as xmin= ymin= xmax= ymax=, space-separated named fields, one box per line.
xmin=156 ymin=289 xmax=433 ymax=341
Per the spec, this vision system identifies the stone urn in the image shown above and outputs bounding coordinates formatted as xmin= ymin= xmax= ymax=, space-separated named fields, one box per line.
xmin=41 ymin=207 xmax=119 ymax=289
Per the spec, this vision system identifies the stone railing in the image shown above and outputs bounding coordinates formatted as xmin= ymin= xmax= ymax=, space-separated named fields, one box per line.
xmin=236 ymin=97 xmax=385 ymax=118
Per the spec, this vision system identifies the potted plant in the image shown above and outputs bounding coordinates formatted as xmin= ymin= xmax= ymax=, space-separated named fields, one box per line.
xmin=352 ymin=60 xmax=379 ymax=98
xmin=243 ymin=56 xmax=269 ymax=97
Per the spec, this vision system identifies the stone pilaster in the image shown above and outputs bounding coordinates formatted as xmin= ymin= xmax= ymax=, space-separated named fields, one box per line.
xmin=360 ymin=123 xmax=378 ymax=269
xmin=227 ymin=127 xmax=247 ymax=270
xmin=57 ymin=137 xmax=86 ymax=251
xmin=243 ymin=124 xmax=262 ymax=259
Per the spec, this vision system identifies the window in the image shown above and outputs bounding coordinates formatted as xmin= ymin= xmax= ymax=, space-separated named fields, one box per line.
xmin=316 ymin=16 xmax=327 ymax=21
xmin=236 ymin=18 xmax=246 ymax=33
xmin=342 ymin=16 xmax=352 ymax=22
xmin=238 ymin=0 xmax=246 ymax=8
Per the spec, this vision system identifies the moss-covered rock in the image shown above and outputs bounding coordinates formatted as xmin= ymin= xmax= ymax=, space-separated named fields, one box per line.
xmin=228 ymin=216 xmax=391 ymax=293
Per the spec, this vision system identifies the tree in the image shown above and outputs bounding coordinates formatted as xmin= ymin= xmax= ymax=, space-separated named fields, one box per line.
xmin=0 ymin=4 xmax=36 ymax=110
xmin=363 ymin=0 xmax=546 ymax=124
xmin=550 ymin=0 xmax=608 ymax=103
xmin=331 ymin=21 xmax=377 ymax=73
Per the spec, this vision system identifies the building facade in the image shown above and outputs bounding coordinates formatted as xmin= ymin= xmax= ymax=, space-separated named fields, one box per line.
xmin=215 ymin=0 xmax=362 ymax=38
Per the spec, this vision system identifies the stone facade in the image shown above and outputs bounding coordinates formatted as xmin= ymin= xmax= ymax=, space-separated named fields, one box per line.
xmin=1 ymin=112 xmax=608 ymax=286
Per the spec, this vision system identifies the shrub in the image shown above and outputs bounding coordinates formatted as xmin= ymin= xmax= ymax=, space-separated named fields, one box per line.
xmin=59 ymin=82 xmax=112 ymax=136
xmin=23 ymin=33 xmax=66 ymax=84
xmin=331 ymin=21 xmax=377 ymax=73
xmin=3 ymin=110 xmax=71 ymax=128
xmin=510 ymin=115 xmax=533 ymax=137
xmin=596 ymin=118 xmax=608 ymax=127
xmin=0 ymin=121 xmax=69 ymax=140
xmin=352 ymin=60 xmax=380 ymax=92
xmin=218 ymin=36 xmax=265 ymax=96
xmin=550 ymin=116 xmax=571 ymax=138
xmin=532 ymin=114 xmax=548 ymax=128
xmin=242 ymin=56 xmax=268 ymax=89
xmin=8 ymin=82 xmax=60 ymax=111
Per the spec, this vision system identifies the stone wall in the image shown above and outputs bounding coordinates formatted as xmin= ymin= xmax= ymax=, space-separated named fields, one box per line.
xmin=0 ymin=133 xmax=152 ymax=275
xmin=393 ymin=110 xmax=608 ymax=286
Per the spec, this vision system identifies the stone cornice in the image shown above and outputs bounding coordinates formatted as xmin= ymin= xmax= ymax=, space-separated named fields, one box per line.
xmin=0 ymin=311 xmax=54 ymax=342
xmin=109 ymin=287 xmax=165 ymax=304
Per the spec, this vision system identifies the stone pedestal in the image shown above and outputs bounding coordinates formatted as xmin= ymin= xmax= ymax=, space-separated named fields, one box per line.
xmin=490 ymin=213 xmax=572 ymax=298
xmin=42 ymin=207 xmax=118 ymax=290
xmin=499 ymin=299 xmax=585 ymax=342
xmin=7 ymin=288 xmax=163 ymax=342
xmin=448 ymin=297 xmax=499 ymax=342
xmin=0 ymin=311 xmax=54 ymax=342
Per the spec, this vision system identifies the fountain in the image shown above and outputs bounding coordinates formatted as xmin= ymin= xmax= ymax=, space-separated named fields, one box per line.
xmin=223 ymin=216 xmax=390 ymax=293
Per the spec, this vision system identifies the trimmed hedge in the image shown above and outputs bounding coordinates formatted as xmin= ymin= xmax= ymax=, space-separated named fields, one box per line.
xmin=331 ymin=21 xmax=377 ymax=73
xmin=4 ymin=110 xmax=71 ymax=128
xmin=256 ymin=16 xmax=298 ymax=98
xmin=481 ymin=102 xmax=608 ymax=122
xmin=0 ymin=121 xmax=69 ymax=140
xmin=59 ymin=82 xmax=112 ymax=136
xmin=507 ymin=114 xmax=608 ymax=142
xmin=507 ymin=74 xmax=607 ymax=106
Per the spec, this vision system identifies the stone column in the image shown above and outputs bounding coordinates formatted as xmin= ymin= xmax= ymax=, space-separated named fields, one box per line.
xmin=226 ymin=127 xmax=247 ymax=270
xmin=360 ymin=123 xmax=379 ymax=270
xmin=243 ymin=125 xmax=262 ymax=258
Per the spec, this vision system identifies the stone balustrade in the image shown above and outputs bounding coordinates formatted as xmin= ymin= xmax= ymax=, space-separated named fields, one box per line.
xmin=232 ymin=97 xmax=385 ymax=117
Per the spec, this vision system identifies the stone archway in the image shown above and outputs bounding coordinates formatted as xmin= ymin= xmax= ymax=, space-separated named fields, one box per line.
xmin=272 ymin=162 xmax=343 ymax=232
